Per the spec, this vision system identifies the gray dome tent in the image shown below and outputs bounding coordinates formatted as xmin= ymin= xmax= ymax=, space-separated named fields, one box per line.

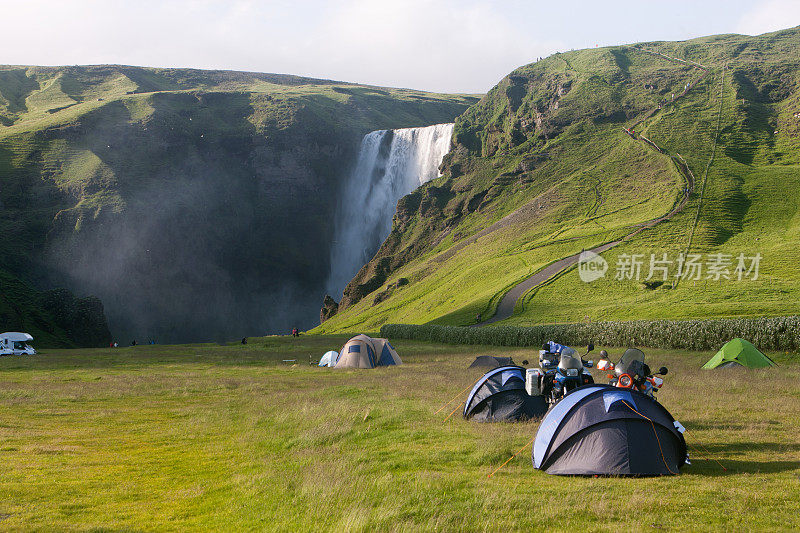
xmin=533 ymin=384 xmax=686 ymax=476
xmin=464 ymin=366 xmax=547 ymax=422
xmin=468 ymin=356 xmax=514 ymax=368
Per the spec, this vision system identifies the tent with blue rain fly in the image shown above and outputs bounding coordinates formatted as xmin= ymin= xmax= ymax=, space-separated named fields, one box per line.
xmin=334 ymin=335 xmax=402 ymax=369
xmin=464 ymin=366 xmax=547 ymax=422
xmin=318 ymin=350 xmax=339 ymax=367
xmin=533 ymin=384 xmax=686 ymax=476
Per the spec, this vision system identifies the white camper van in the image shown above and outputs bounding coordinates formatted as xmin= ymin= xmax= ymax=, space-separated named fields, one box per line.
xmin=0 ymin=332 xmax=36 ymax=355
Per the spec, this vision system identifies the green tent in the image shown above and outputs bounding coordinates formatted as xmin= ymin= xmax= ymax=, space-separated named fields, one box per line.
xmin=702 ymin=338 xmax=777 ymax=369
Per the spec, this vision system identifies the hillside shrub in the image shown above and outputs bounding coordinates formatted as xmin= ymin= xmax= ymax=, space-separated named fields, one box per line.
xmin=381 ymin=316 xmax=800 ymax=352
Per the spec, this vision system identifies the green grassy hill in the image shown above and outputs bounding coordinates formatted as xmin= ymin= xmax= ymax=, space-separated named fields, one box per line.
xmin=0 ymin=65 xmax=476 ymax=344
xmin=317 ymin=27 xmax=800 ymax=333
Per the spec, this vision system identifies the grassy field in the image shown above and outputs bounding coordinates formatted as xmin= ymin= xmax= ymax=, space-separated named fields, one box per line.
xmin=1 ymin=336 xmax=798 ymax=530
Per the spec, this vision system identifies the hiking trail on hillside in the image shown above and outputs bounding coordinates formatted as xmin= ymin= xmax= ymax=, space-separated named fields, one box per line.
xmin=475 ymin=47 xmax=718 ymax=326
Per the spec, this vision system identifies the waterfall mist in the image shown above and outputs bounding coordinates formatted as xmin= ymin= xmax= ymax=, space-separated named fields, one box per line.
xmin=327 ymin=123 xmax=454 ymax=298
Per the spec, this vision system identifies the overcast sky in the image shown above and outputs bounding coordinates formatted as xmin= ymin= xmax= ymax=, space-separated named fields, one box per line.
xmin=3 ymin=0 xmax=800 ymax=93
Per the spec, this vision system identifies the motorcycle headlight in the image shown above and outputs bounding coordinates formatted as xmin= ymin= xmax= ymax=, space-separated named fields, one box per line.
xmin=566 ymin=369 xmax=579 ymax=376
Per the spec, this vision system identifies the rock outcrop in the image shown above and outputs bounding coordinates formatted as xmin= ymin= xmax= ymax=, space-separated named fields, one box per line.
xmin=320 ymin=295 xmax=339 ymax=323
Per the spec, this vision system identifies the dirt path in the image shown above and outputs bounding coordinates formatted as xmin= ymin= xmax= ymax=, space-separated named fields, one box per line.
xmin=475 ymin=157 xmax=693 ymax=326
xmin=474 ymin=48 xmax=707 ymax=326
xmin=475 ymin=240 xmax=619 ymax=325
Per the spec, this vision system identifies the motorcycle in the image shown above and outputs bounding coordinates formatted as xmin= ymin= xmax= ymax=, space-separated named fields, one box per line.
xmin=597 ymin=348 xmax=689 ymax=464
xmin=532 ymin=342 xmax=595 ymax=406
xmin=597 ymin=348 xmax=668 ymax=400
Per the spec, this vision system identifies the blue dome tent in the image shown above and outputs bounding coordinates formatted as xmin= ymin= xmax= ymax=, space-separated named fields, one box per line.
xmin=318 ymin=350 xmax=339 ymax=367
xmin=533 ymin=384 xmax=686 ymax=475
xmin=464 ymin=366 xmax=547 ymax=422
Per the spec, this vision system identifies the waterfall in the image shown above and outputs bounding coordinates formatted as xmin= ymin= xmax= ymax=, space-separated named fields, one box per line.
xmin=327 ymin=123 xmax=454 ymax=299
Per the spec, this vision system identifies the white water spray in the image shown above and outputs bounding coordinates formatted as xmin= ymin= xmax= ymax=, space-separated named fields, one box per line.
xmin=327 ymin=123 xmax=454 ymax=298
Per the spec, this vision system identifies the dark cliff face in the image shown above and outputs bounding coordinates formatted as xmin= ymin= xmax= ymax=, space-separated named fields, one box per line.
xmin=0 ymin=270 xmax=111 ymax=348
xmin=41 ymin=93 xmax=347 ymax=342
xmin=38 ymin=289 xmax=112 ymax=347
xmin=0 ymin=66 xmax=476 ymax=343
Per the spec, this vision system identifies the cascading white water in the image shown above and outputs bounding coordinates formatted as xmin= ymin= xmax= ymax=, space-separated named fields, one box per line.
xmin=327 ymin=123 xmax=454 ymax=298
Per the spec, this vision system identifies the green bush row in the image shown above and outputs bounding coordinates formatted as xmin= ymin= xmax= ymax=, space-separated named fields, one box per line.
xmin=381 ymin=316 xmax=800 ymax=352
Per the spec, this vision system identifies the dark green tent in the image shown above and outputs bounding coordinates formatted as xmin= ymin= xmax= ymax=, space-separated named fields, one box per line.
xmin=702 ymin=338 xmax=776 ymax=369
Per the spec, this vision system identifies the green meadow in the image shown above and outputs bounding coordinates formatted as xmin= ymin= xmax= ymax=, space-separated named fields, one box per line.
xmin=1 ymin=336 xmax=798 ymax=531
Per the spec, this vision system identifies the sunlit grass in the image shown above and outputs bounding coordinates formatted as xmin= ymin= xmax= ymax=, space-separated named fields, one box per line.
xmin=0 ymin=337 xmax=797 ymax=530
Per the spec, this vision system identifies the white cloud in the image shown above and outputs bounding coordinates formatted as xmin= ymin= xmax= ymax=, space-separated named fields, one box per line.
xmin=293 ymin=0 xmax=562 ymax=92
xmin=0 ymin=0 xmax=556 ymax=93
xmin=736 ymin=0 xmax=800 ymax=35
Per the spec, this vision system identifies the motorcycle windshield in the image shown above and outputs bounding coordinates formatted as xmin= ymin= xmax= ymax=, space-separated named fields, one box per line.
xmin=558 ymin=352 xmax=583 ymax=370
xmin=616 ymin=348 xmax=646 ymax=375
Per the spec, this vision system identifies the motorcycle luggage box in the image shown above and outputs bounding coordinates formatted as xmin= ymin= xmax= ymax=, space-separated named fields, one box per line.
xmin=526 ymin=368 xmax=543 ymax=396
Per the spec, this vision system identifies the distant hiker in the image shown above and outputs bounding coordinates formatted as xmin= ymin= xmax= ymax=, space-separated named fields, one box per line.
xmin=109 ymin=342 xmax=114 ymax=348
xmin=291 ymin=327 xmax=299 ymax=337
xmin=476 ymin=313 xmax=482 ymax=323
xmin=241 ymin=337 xmax=247 ymax=345
xmin=113 ymin=342 xmax=119 ymax=348
xmin=131 ymin=340 xmax=137 ymax=346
